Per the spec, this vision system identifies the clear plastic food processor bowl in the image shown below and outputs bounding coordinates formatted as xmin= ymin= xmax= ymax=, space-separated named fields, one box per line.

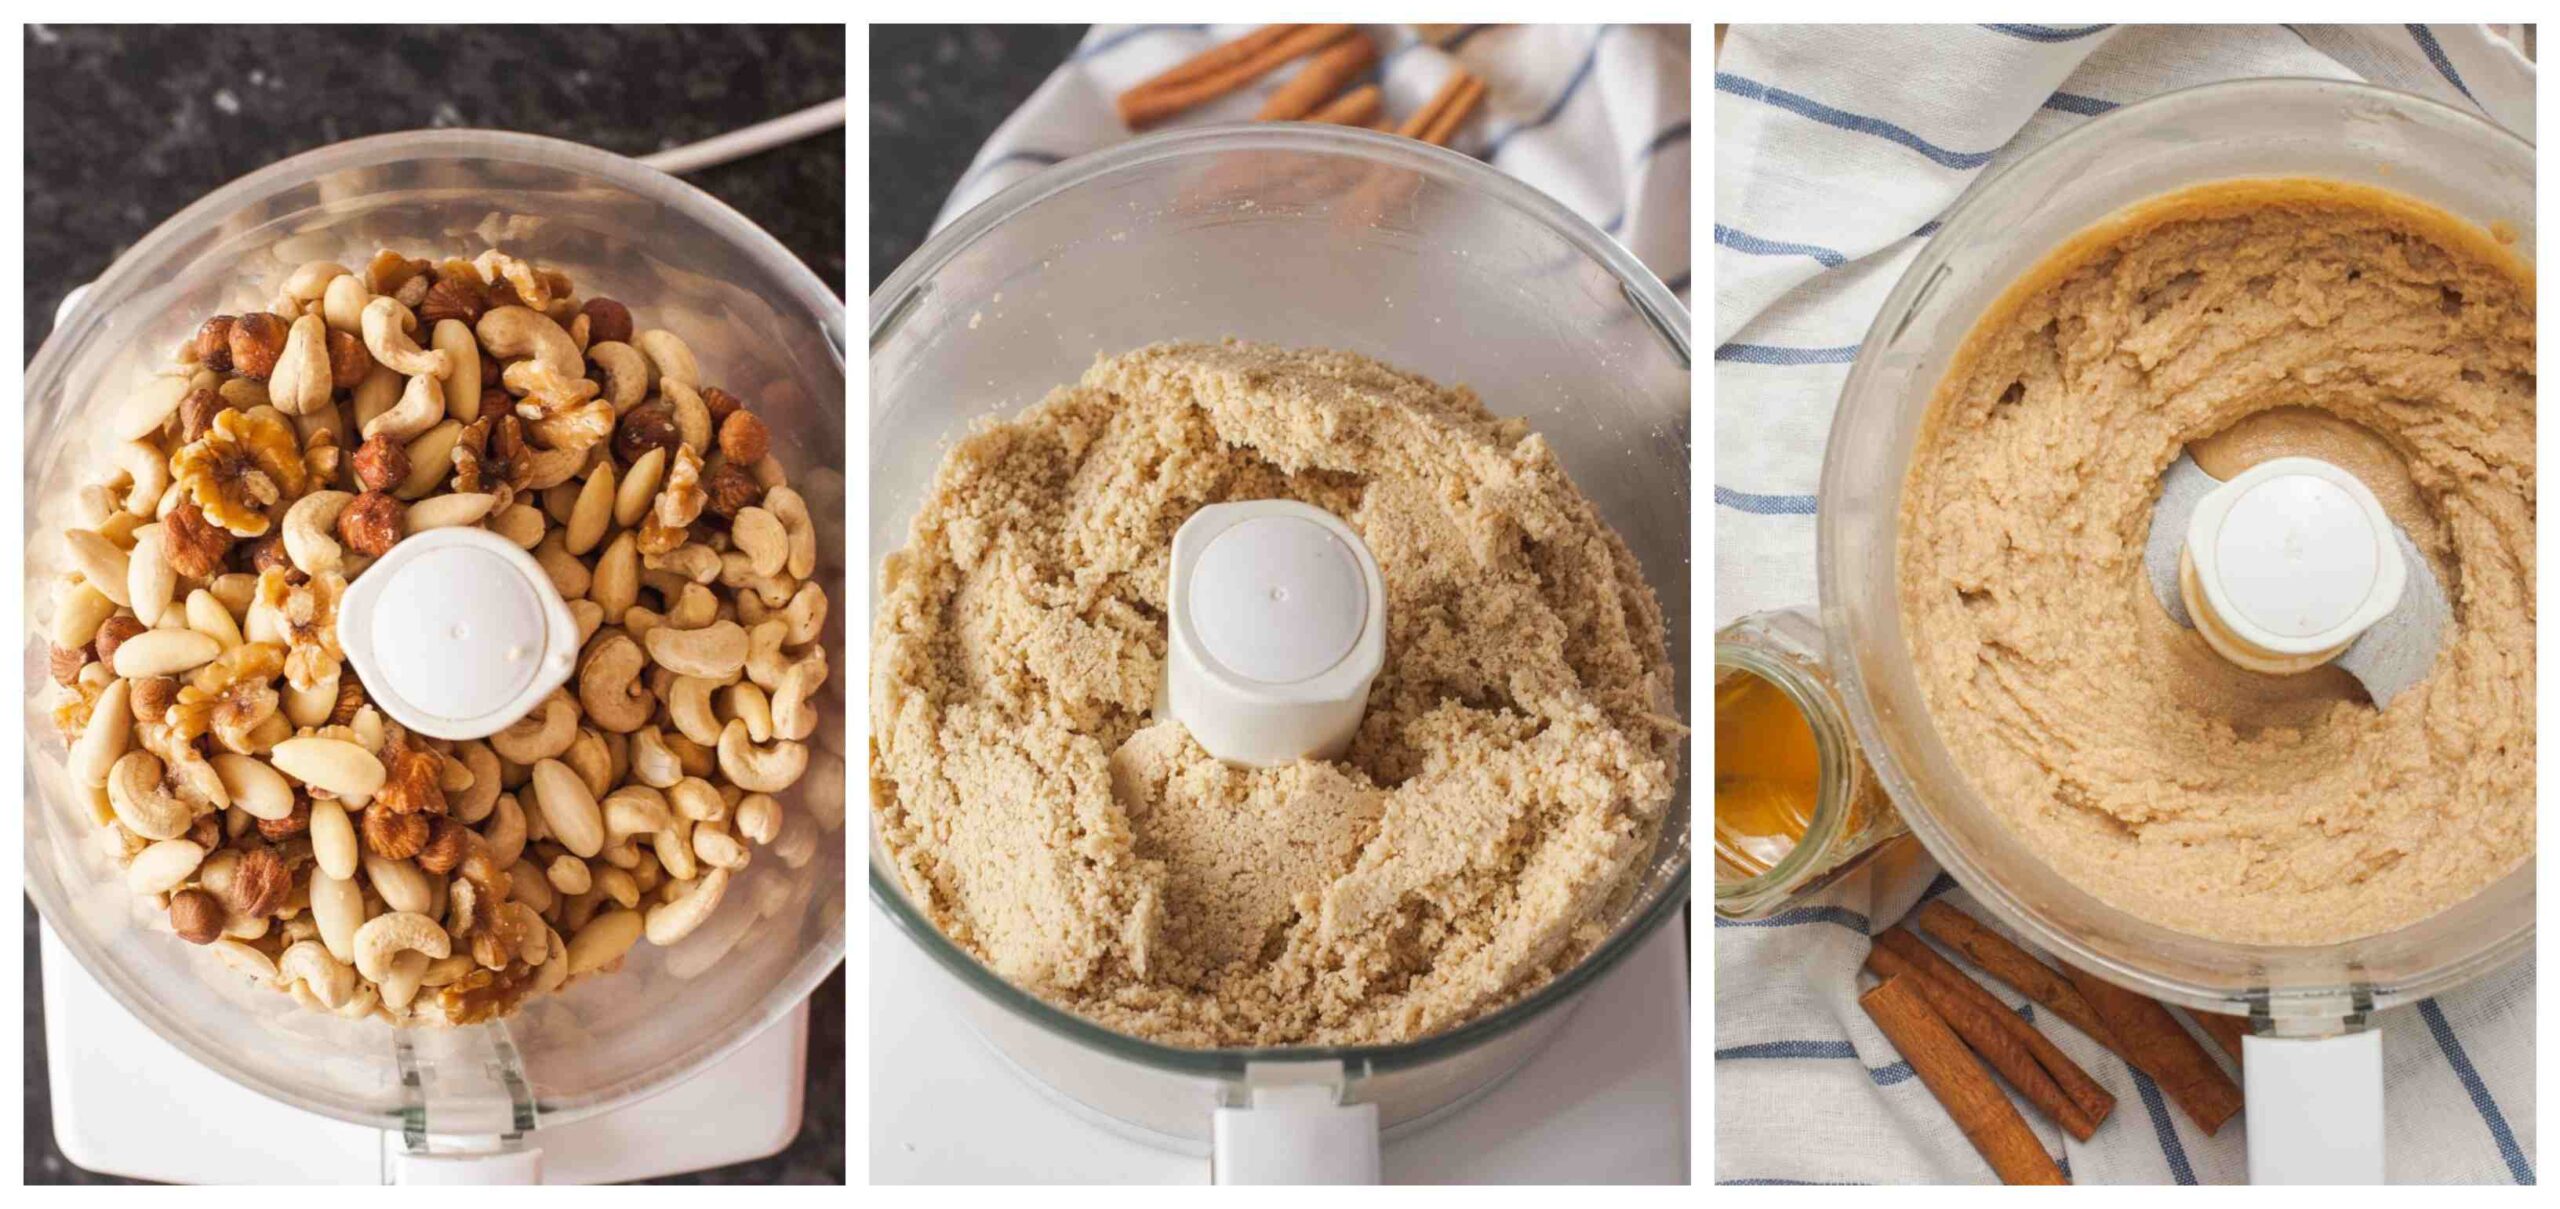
xmin=870 ymin=125 xmax=1691 ymax=1149
xmin=1820 ymin=80 xmax=2533 ymax=1025
xmin=22 ymin=131 xmax=847 ymax=1132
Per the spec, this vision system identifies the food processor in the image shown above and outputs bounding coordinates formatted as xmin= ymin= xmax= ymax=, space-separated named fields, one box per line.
xmin=1816 ymin=80 xmax=2533 ymax=1182
xmin=869 ymin=125 xmax=1691 ymax=1183
xmin=23 ymin=131 xmax=847 ymax=1183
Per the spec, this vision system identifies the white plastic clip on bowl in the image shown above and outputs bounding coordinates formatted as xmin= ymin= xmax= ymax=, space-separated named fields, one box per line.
xmin=336 ymin=526 xmax=585 ymax=741
xmin=1167 ymin=500 xmax=1387 ymax=767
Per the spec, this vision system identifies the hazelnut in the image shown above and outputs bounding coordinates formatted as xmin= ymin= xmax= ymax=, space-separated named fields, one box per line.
xmin=193 ymin=317 xmax=237 ymax=373
xmin=256 ymin=795 xmax=312 ymax=841
xmin=229 ymin=846 xmax=292 ymax=919
xmin=418 ymin=274 xmax=489 ymax=327
xmin=163 ymin=500 xmax=236 ymax=579
xmin=351 ymin=434 xmax=410 ymax=493
xmin=130 ymin=676 xmax=178 ymax=724
xmin=228 ymin=312 xmax=289 ymax=379
xmin=362 ymin=806 xmax=430 ymax=860
xmin=177 ymin=387 xmax=229 ymax=443
xmin=169 ymin=889 xmax=225 ymax=945
xmin=338 ymin=491 xmax=405 ymax=557
xmin=93 ymin=615 xmax=147 ymax=666
xmin=581 ymin=298 xmax=635 ymax=345
xmin=701 ymin=461 xmax=763 ymax=519
xmin=612 ymin=401 xmax=683 ymax=464
xmin=702 ymin=386 xmax=743 ymax=427
xmin=717 ymin=410 xmax=771 ymax=465
xmin=239 ymin=532 xmax=292 ymax=575
xmin=417 ymin=815 xmax=468 ymax=875
xmin=327 ymin=328 xmax=373 ymax=389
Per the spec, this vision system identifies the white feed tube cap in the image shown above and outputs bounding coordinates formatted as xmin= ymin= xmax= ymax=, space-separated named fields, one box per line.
xmin=1167 ymin=501 xmax=1387 ymax=767
xmin=2180 ymin=456 xmax=2406 ymax=675
xmin=336 ymin=526 xmax=585 ymax=740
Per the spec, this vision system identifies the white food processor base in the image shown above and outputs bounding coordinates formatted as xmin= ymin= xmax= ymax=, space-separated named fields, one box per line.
xmin=42 ymin=925 xmax=806 ymax=1184
xmin=868 ymin=910 xmax=1690 ymax=1184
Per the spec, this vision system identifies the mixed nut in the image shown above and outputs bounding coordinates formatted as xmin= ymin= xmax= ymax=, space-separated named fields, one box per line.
xmin=44 ymin=248 xmax=831 ymax=1025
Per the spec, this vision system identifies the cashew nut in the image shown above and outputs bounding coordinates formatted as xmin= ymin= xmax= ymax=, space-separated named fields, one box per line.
xmin=664 ymin=380 xmax=712 ymax=453
xmin=110 ymin=439 xmax=172 ymax=516
xmin=475 ymin=306 xmax=582 ymax=390
xmin=644 ymin=619 xmax=749 ymax=680
xmin=629 ymin=727 xmax=686 ymax=789
xmin=432 ymin=318 xmax=481 ymax=421
xmin=578 ymin=633 xmax=655 ymax=733
xmin=735 ymin=793 xmax=782 ymax=845
xmin=283 ymin=259 xmax=350 ymax=302
xmin=451 ymin=741 xmax=503 ymax=824
xmin=564 ymin=727 xmax=614 ymax=798
xmin=764 ymin=485 xmax=817 ymax=579
xmin=352 ymin=911 xmax=451 ymax=984
xmin=645 ymin=866 xmax=732 ymax=946
xmin=281 ymin=490 xmax=355 ymax=576
xmin=269 ymin=314 xmax=334 ymax=414
xmin=716 ymin=719 xmax=808 ymax=793
xmin=106 ymin=749 xmax=195 ymax=840
xmin=533 ymin=532 xmax=591 ymax=600
xmin=277 ymin=939 xmax=359 ymax=1009
xmin=361 ymin=295 xmax=451 ymax=378
xmin=270 ymin=736 xmax=387 ymax=804
xmin=490 ymin=693 xmax=579 ymax=764
xmin=363 ymin=371 xmax=447 ymax=443
xmin=588 ymin=341 xmax=649 ymax=414
xmin=632 ymin=329 xmax=700 ymax=390
xmin=770 ymin=658 xmax=826 ymax=742
xmin=668 ymin=777 xmax=726 ymax=823
xmin=665 ymin=676 xmax=725 ymax=747
xmin=726 ymin=681 xmax=774 ymax=743
xmin=529 ymin=758 xmax=606 ymax=858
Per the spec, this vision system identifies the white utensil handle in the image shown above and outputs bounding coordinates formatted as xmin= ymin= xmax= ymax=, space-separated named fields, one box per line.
xmin=2244 ymin=1028 xmax=2384 ymax=1184
xmin=1212 ymin=1085 xmax=1380 ymax=1184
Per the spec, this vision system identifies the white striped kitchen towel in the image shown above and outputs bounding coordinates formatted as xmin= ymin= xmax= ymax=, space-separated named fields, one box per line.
xmin=929 ymin=23 xmax=1691 ymax=300
xmin=1713 ymin=23 xmax=2536 ymax=1185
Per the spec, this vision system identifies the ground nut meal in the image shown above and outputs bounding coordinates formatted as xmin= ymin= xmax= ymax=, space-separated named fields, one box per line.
xmin=42 ymin=248 xmax=831 ymax=1025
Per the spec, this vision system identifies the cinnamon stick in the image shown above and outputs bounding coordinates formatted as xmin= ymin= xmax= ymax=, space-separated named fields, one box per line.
xmin=2063 ymin=965 xmax=2245 ymax=1135
xmin=1861 ymin=975 xmax=2068 ymax=1185
xmin=1868 ymin=942 xmax=2100 ymax=1141
xmin=2189 ymin=1009 xmax=2251 ymax=1068
xmin=1912 ymin=900 xmax=2122 ymax=1053
xmin=1117 ymin=24 xmax=1355 ymax=129
xmin=1398 ymin=70 xmax=1487 ymax=146
xmin=1304 ymin=83 xmax=1382 ymax=127
xmin=1254 ymin=31 xmax=1380 ymax=120
xmin=1873 ymin=929 xmax=2115 ymax=1130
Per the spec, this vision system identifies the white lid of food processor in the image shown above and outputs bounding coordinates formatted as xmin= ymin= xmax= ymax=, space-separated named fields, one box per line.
xmin=2181 ymin=456 xmax=2406 ymax=671
xmin=337 ymin=527 xmax=583 ymax=740
xmin=1167 ymin=501 xmax=1386 ymax=767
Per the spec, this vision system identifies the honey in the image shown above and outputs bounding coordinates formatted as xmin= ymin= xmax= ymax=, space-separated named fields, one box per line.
xmin=1715 ymin=669 xmax=1830 ymax=878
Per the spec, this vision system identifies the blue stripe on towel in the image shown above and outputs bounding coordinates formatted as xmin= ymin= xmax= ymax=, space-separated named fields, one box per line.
xmin=1983 ymin=23 xmax=2112 ymax=42
xmin=2043 ymin=90 xmax=2119 ymax=115
xmin=1639 ymin=118 xmax=1692 ymax=162
xmin=1869 ymin=1059 xmax=1918 ymax=1085
xmin=1715 ymin=486 xmax=1818 ymax=516
xmin=1715 ymin=73 xmax=1998 ymax=169
xmin=2406 ymin=24 xmax=2483 ymax=106
xmin=1482 ymin=25 xmax=1613 ymax=158
xmin=2418 ymin=998 xmax=2537 ymax=1183
xmin=2125 ymin=1069 xmax=2202 ymax=1184
xmin=1714 ymin=341 xmax=1860 ymax=365
xmin=1719 ymin=1038 xmax=1861 ymax=1061
xmin=1714 ymin=223 xmax=1847 ymax=268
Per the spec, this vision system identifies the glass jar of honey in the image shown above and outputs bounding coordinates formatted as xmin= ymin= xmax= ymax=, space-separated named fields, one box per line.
xmin=1715 ymin=607 xmax=1906 ymax=918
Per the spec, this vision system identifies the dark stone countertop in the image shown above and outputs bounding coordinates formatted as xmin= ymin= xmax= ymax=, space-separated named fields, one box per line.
xmin=22 ymin=23 xmax=844 ymax=1185
xmin=868 ymin=24 xmax=1087 ymax=292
